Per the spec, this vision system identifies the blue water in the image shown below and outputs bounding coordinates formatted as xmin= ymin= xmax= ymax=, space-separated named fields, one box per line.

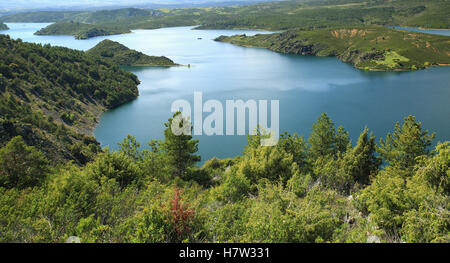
xmin=390 ymin=26 xmax=450 ymax=36
xmin=2 ymin=23 xmax=449 ymax=163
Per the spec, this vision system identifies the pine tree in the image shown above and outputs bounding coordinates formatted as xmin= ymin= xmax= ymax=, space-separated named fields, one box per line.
xmin=278 ymin=132 xmax=308 ymax=169
xmin=308 ymin=113 xmax=336 ymax=160
xmin=118 ymin=135 xmax=143 ymax=162
xmin=340 ymin=127 xmax=381 ymax=188
xmin=162 ymin=112 xmax=201 ymax=180
xmin=378 ymin=115 xmax=435 ymax=170
xmin=414 ymin=142 xmax=449 ymax=195
xmin=0 ymin=136 xmax=50 ymax=189
xmin=335 ymin=126 xmax=350 ymax=154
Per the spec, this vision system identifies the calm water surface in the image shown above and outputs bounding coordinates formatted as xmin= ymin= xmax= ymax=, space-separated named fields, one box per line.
xmin=390 ymin=26 xmax=450 ymax=36
xmin=2 ymin=23 xmax=449 ymax=162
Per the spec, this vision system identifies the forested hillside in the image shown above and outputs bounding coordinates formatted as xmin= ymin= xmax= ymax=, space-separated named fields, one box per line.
xmin=35 ymin=22 xmax=131 ymax=40
xmin=195 ymin=0 xmax=450 ymax=30
xmin=216 ymin=26 xmax=450 ymax=71
xmin=0 ymin=112 xmax=448 ymax=243
xmin=87 ymin=40 xmax=178 ymax=66
xmin=0 ymin=23 xmax=8 ymax=30
xmin=0 ymin=8 xmax=161 ymax=24
xmin=0 ymin=35 xmax=139 ymax=164
xmin=1 ymin=0 xmax=449 ymax=31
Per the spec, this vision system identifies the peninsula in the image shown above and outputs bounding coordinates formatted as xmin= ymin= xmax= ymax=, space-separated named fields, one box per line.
xmin=35 ymin=22 xmax=131 ymax=39
xmin=0 ymin=23 xmax=8 ymax=30
xmin=87 ymin=39 xmax=178 ymax=66
xmin=215 ymin=26 xmax=450 ymax=71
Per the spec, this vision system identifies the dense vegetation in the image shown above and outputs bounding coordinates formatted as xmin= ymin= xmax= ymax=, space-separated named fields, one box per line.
xmin=0 ymin=34 xmax=139 ymax=164
xmin=35 ymin=22 xmax=131 ymax=40
xmin=215 ymin=26 xmax=450 ymax=71
xmin=1 ymin=0 xmax=449 ymax=30
xmin=0 ymin=8 xmax=162 ymax=24
xmin=87 ymin=40 xmax=177 ymax=66
xmin=0 ymin=112 xmax=448 ymax=243
xmin=194 ymin=0 xmax=450 ymax=30
xmin=0 ymin=0 xmax=448 ymax=244
xmin=0 ymin=23 xmax=8 ymax=30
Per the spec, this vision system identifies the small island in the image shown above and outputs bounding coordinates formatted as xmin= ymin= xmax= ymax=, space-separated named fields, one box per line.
xmin=87 ymin=39 xmax=178 ymax=66
xmin=34 ymin=22 xmax=131 ymax=39
xmin=0 ymin=23 xmax=8 ymax=30
xmin=215 ymin=26 xmax=450 ymax=71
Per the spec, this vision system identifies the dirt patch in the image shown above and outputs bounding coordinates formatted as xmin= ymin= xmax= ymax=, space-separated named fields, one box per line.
xmin=331 ymin=29 xmax=367 ymax=39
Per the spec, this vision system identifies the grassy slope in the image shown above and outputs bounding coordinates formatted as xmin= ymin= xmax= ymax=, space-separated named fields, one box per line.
xmin=0 ymin=8 xmax=161 ymax=23
xmin=399 ymin=1 xmax=450 ymax=29
xmin=35 ymin=22 xmax=131 ymax=39
xmin=0 ymin=35 xmax=139 ymax=164
xmin=87 ymin=40 xmax=177 ymax=66
xmin=148 ymin=0 xmax=450 ymax=31
xmin=215 ymin=26 xmax=450 ymax=71
xmin=0 ymin=11 xmax=88 ymax=23
xmin=203 ymin=0 xmax=450 ymax=30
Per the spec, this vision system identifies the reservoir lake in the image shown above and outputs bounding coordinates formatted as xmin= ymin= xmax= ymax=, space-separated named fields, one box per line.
xmin=2 ymin=23 xmax=450 ymax=162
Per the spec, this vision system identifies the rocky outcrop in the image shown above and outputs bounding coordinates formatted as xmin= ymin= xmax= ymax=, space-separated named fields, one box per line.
xmin=272 ymin=41 xmax=326 ymax=55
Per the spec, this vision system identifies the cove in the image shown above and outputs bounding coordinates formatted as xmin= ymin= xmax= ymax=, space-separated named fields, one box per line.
xmin=2 ymin=23 xmax=450 ymax=163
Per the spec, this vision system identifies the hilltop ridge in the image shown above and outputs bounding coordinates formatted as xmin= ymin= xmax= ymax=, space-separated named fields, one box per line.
xmin=87 ymin=39 xmax=178 ymax=66
xmin=35 ymin=22 xmax=131 ymax=39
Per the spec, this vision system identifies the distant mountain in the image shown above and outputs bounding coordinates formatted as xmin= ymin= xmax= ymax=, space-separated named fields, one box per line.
xmin=0 ymin=8 xmax=161 ymax=23
xmin=87 ymin=39 xmax=177 ymax=66
xmin=0 ymin=0 xmax=276 ymax=13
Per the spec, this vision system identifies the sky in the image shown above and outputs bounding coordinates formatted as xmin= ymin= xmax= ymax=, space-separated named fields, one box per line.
xmin=0 ymin=0 xmax=273 ymax=11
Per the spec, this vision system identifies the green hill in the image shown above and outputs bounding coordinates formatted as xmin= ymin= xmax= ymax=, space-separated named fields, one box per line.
xmin=195 ymin=0 xmax=450 ymax=31
xmin=0 ymin=8 xmax=161 ymax=24
xmin=0 ymin=34 xmax=139 ymax=164
xmin=0 ymin=11 xmax=88 ymax=23
xmin=2 ymin=0 xmax=449 ymax=31
xmin=35 ymin=22 xmax=131 ymax=40
xmin=215 ymin=26 xmax=450 ymax=71
xmin=81 ymin=8 xmax=161 ymax=24
xmin=0 ymin=23 xmax=8 ymax=30
xmin=87 ymin=39 xmax=177 ymax=66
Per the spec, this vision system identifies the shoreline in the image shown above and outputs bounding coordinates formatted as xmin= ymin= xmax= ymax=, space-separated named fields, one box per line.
xmin=395 ymin=25 xmax=450 ymax=31
xmin=216 ymin=40 xmax=445 ymax=73
xmin=126 ymin=63 xmax=185 ymax=67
